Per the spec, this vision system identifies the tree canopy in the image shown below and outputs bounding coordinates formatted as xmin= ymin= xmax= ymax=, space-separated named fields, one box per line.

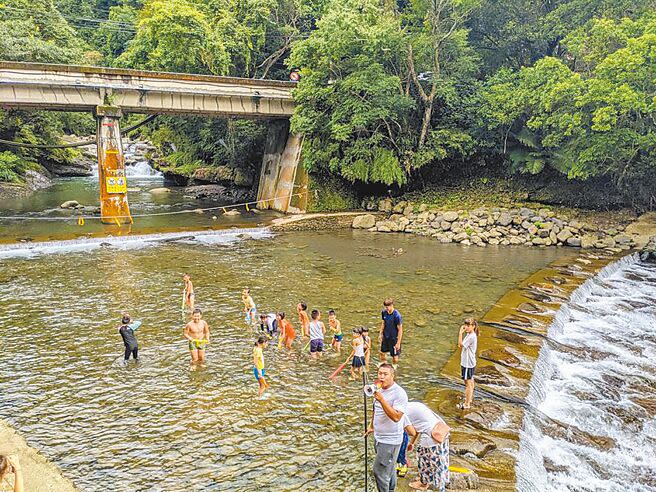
xmin=0 ymin=0 xmax=655 ymax=206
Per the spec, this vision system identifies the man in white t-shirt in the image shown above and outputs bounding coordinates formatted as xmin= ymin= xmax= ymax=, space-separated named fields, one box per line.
xmin=365 ymin=363 xmax=408 ymax=492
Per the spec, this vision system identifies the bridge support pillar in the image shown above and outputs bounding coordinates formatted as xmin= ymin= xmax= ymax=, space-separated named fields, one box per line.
xmin=256 ymin=120 xmax=307 ymax=213
xmin=94 ymin=106 xmax=132 ymax=225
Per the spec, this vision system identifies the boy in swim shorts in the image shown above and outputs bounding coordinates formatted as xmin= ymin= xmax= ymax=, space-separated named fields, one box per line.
xmin=329 ymin=309 xmax=343 ymax=354
xmin=183 ymin=308 xmax=210 ymax=368
xmin=242 ymin=288 xmax=257 ymax=325
xmin=183 ymin=274 xmax=195 ymax=311
xmin=253 ymin=335 xmax=269 ymax=396
xmin=308 ymin=309 xmax=326 ymax=359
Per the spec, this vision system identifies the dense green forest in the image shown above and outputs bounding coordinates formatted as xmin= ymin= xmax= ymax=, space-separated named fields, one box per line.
xmin=0 ymin=0 xmax=654 ymax=207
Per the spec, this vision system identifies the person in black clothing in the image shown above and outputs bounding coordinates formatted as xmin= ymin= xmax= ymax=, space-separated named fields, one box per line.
xmin=118 ymin=313 xmax=142 ymax=362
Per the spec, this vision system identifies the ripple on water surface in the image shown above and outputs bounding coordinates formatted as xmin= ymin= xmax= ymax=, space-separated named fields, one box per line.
xmin=0 ymin=230 xmax=571 ymax=491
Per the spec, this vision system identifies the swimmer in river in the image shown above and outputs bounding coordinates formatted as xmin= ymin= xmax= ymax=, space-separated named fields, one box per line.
xmin=253 ymin=335 xmax=269 ymax=396
xmin=118 ymin=313 xmax=142 ymax=363
xmin=242 ymin=288 xmax=257 ymax=325
xmin=348 ymin=327 xmax=366 ymax=380
xmin=183 ymin=308 xmax=210 ymax=368
xmin=297 ymin=302 xmax=310 ymax=338
xmin=183 ymin=274 xmax=195 ymax=311
xmin=328 ymin=309 xmax=343 ymax=354
xmin=308 ymin=309 xmax=326 ymax=359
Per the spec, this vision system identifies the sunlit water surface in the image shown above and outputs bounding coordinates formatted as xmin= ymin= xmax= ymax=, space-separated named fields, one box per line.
xmin=0 ymin=231 xmax=572 ymax=491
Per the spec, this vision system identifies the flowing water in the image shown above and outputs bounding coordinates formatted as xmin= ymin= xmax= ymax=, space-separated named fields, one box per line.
xmin=0 ymin=229 xmax=571 ymax=491
xmin=0 ymin=160 xmax=278 ymax=243
xmin=517 ymin=254 xmax=656 ymax=492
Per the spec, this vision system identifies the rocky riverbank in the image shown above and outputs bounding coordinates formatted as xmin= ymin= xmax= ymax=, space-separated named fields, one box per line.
xmin=352 ymin=199 xmax=642 ymax=250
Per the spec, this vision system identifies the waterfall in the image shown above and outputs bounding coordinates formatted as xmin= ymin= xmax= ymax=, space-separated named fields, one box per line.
xmin=516 ymin=254 xmax=656 ymax=492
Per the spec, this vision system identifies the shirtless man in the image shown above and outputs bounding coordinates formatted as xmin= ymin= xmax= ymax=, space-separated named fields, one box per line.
xmin=183 ymin=274 xmax=195 ymax=311
xmin=183 ymin=308 xmax=210 ymax=367
xmin=242 ymin=288 xmax=257 ymax=325
xmin=297 ymin=301 xmax=310 ymax=338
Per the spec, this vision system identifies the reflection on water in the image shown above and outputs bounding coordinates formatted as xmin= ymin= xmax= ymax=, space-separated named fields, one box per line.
xmin=0 ymin=231 xmax=571 ymax=491
xmin=0 ymin=176 xmax=279 ymax=243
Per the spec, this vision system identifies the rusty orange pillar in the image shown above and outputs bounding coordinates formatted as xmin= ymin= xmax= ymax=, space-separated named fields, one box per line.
xmin=95 ymin=106 xmax=132 ymax=225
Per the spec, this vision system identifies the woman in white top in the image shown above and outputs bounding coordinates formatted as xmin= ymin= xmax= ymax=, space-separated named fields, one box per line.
xmin=457 ymin=318 xmax=479 ymax=409
xmin=404 ymin=402 xmax=450 ymax=491
xmin=0 ymin=455 xmax=23 ymax=492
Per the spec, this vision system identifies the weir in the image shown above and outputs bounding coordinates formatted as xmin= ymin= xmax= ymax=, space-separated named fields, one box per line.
xmin=0 ymin=61 xmax=305 ymax=221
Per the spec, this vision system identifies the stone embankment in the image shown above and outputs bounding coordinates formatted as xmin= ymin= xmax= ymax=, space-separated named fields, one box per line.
xmin=0 ymin=420 xmax=78 ymax=491
xmin=352 ymin=199 xmax=638 ymax=250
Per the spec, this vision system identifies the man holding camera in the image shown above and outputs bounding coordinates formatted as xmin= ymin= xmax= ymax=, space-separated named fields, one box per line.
xmin=365 ymin=363 xmax=409 ymax=492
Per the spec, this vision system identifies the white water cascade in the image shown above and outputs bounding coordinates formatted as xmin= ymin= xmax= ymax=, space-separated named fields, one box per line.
xmin=89 ymin=141 xmax=163 ymax=178
xmin=516 ymin=254 xmax=656 ymax=491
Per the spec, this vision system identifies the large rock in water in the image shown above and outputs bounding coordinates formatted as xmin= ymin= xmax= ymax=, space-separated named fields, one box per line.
xmin=60 ymin=200 xmax=81 ymax=209
xmin=352 ymin=214 xmax=376 ymax=229
xmin=149 ymin=187 xmax=171 ymax=194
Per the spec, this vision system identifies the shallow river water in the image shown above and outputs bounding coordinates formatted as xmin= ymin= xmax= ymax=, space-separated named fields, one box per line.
xmin=0 ymin=229 xmax=572 ymax=491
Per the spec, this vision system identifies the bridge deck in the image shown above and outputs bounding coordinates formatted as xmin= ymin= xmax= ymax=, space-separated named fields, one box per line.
xmin=0 ymin=62 xmax=295 ymax=117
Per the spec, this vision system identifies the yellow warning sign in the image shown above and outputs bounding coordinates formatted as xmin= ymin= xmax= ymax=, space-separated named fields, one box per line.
xmin=106 ymin=176 xmax=127 ymax=194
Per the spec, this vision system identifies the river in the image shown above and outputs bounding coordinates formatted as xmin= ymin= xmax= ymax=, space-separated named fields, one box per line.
xmin=0 ymin=206 xmax=570 ymax=490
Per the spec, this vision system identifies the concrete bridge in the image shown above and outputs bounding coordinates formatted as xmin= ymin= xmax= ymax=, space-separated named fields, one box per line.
xmin=0 ymin=61 xmax=306 ymax=223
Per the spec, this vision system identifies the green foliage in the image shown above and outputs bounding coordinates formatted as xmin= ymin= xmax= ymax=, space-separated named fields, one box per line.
xmin=0 ymin=151 xmax=31 ymax=183
xmin=484 ymin=13 xmax=656 ymax=203
xmin=306 ymin=174 xmax=359 ymax=212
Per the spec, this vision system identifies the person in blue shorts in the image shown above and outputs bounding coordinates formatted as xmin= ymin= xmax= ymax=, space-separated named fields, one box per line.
xmin=253 ymin=335 xmax=269 ymax=396
xmin=328 ymin=309 xmax=343 ymax=354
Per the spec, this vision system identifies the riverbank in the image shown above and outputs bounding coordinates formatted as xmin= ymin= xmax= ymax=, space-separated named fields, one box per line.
xmin=0 ymin=420 xmax=78 ymax=491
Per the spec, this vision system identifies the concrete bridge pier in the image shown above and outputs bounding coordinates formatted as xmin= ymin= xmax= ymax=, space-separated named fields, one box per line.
xmin=257 ymin=120 xmax=306 ymax=213
xmin=94 ymin=106 xmax=132 ymax=225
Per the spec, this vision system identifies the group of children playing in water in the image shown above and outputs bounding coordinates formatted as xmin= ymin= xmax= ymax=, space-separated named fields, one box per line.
xmin=116 ymin=274 xmax=479 ymax=408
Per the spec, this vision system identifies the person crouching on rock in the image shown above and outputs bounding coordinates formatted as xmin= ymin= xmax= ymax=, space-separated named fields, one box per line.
xmin=405 ymin=401 xmax=451 ymax=491
xmin=457 ymin=318 xmax=478 ymax=409
xmin=0 ymin=454 xmax=24 ymax=492
xmin=118 ymin=313 xmax=142 ymax=363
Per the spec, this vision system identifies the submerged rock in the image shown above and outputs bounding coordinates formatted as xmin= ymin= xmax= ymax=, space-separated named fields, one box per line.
xmin=451 ymin=434 xmax=497 ymax=458
xmin=60 ymin=200 xmax=81 ymax=209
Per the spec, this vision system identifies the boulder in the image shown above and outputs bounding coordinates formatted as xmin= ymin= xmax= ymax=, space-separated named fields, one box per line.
xmin=392 ymin=201 xmax=406 ymax=213
xmin=60 ymin=200 xmax=81 ymax=209
xmin=443 ymin=211 xmax=459 ymax=222
xmin=376 ymin=220 xmax=393 ymax=232
xmin=149 ymin=187 xmax=171 ymax=194
xmin=581 ymin=234 xmax=597 ymax=249
xmin=352 ymin=214 xmax=376 ymax=229
xmin=557 ymin=229 xmax=573 ymax=242
xmin=403 ymin=205 xmax=414 ymax=216
xmin=378 ymin=198 xmax=393 ymax=213
xmin=566 ymin=237 xmax=582 ymax=247
xmin=223 ymin=209 xmax=241 ymax=216
xmin=496 ymin=213 xmax=513 ymax=226
xmin=453 ymin=232 xmax=468 ymax=242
